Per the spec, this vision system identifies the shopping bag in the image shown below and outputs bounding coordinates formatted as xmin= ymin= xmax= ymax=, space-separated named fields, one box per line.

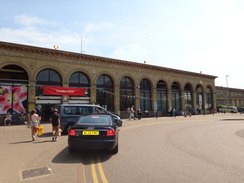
xmin=58 ymin=128 xmax=62 ymax=136
xmin=37 ymin=125 xmax=44 ymax=136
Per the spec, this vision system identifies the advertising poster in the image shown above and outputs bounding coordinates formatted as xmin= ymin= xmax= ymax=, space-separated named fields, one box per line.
xmin=0 ymin=86 xmax=27 ymax=114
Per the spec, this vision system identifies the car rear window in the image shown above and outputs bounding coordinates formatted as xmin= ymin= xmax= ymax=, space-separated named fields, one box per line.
xmin=77 ymin=115 xmax=111 ymax=125
xmin=64 ymin=106 xmax=92 ymax=115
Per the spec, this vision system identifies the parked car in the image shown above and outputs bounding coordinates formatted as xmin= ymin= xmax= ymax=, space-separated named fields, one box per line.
xmin=58 ymin=104 xmax=122 ymax=134
xmin=219 ymin=106 xmax=238 ymax=113
xmin=237 ymin=107 xmax=244 ymax=113
xmin=68 ymin=114 xmax=119 ymax=154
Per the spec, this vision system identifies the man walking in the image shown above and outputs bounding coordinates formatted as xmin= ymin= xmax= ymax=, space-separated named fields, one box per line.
xmin=129 ymin=105 xmax=136 ymax=120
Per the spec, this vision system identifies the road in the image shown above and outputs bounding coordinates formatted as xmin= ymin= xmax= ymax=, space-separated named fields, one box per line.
xmin=1 ymin=113 xmax=244 ymax=183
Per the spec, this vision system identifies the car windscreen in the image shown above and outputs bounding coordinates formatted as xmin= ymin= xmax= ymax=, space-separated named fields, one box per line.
xmin=77 ymin=115 xmax=111 ymax=125
xmin=64 ymin=106 xmax=92 ymax=115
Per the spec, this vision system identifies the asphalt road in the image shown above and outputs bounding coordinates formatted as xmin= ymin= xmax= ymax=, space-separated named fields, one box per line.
xmin=1 ymin=113 xmax=244 ymax=183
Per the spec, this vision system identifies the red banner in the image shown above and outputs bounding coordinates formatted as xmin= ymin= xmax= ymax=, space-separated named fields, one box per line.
xmin=43 ymin=86 xmax=85 ymax=96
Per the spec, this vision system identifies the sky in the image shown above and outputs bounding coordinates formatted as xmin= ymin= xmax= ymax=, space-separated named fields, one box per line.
xmin=0 ymin=0 xmax=243 ymax=89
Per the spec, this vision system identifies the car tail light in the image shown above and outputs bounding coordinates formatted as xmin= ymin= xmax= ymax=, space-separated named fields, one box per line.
xmin=68 ymin=129 xmax=76 ymax=136
xmin=106 ymin=129 xmax=116 ymax=136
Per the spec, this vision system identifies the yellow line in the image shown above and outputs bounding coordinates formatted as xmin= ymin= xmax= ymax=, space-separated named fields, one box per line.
xmin=97 ymin=157 xmax=108 ymax=183
xmin=91 ymin=158 xmax=99 ymax=183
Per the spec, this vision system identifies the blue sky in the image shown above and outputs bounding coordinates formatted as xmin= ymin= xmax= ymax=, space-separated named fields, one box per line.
xmin=1 ymin=0 xmax=244 ymax=89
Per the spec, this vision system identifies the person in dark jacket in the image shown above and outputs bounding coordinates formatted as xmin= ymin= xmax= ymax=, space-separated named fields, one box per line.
xmin=49 ymin=108 xmax=60 ymax=141
xmin=137 ymin=108 xmax=142 ymax=120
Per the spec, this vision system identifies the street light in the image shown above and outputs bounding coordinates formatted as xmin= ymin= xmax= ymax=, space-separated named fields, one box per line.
xmin=226 ymin=75 xmax=229 ymax=88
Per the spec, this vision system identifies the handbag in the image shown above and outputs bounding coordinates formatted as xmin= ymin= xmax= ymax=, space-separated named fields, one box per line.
xmin=58 ymin=128 xmax=62 ymax=136
xmin=37 ymin=125 xmax=44 ymax=136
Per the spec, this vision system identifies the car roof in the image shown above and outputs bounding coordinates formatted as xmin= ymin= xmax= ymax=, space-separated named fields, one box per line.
xmin=59 ymin=104 xmax=101 ymax=107
xmin=82 ymin=113 xmax=112 ymax=117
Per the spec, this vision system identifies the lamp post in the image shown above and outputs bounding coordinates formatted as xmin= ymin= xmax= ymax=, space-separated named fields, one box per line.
xmin=226 ymin=75 xmax=229 ymax=105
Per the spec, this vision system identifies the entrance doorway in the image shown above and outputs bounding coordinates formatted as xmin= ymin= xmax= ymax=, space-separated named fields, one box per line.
xmin=41 ymin=104 xmax=57 ymax=122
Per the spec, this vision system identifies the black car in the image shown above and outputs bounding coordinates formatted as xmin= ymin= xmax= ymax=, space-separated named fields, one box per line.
xmin=68 ymin=114 xmax=119 ymax=154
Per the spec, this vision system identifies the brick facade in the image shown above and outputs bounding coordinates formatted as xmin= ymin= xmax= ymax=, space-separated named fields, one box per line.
xmin=0 ymin=41 xmax=217 ymax=120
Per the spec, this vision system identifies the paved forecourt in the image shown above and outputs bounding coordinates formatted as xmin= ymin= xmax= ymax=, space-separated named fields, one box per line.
xmin=1 ymin=113 xmax=244 ymax=183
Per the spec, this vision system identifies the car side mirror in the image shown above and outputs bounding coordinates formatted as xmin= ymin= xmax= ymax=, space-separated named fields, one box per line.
xmin=115 ymin=120 xmax=122 ymax=127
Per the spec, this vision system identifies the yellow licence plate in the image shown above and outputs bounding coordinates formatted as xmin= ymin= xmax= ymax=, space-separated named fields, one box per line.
xmin=82 ymin=131 xmax=99 ymax=135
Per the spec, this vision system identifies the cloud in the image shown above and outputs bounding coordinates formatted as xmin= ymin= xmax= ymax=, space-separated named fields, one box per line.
xmin=14 ymin=14 xmax=49 ymax=26
xmin=0 ymin=14 xmax=81 ymax=51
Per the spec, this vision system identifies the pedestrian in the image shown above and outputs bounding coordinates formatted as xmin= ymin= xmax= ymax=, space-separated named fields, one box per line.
xmin=168 ymin=107 xmax=173 ymax=116
xmin=49 ymin=108 xmax=60 ymax=141
xmin=129 ymin=105 xmax=136 ymax=120
xmin=35 ymin=105 xmax=42 ymax=121
xmin=137 ymin=107 xmax=142 ymax=120
xmin=197 ymin=106 xmax=201 ymax=114
xmin=173 ymin=108 xmax=176 ymax=118
xmin=28 ymin=109 xmax=40 ymax=141
xmin=216 ymin=106 xmax=220 ymax=113
xmin=19 ymin=112 xmax=26 ymax=124
xmin=4 ymin=112 xmax=12 ymax=126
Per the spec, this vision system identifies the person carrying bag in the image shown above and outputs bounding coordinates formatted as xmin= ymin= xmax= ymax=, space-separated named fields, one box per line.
xmin=28 ymin=109 xmax=40 ymax=141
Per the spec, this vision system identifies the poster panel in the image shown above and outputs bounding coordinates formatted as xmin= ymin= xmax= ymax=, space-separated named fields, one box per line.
xmin=0 ymin=86 xmax=27 ymax=114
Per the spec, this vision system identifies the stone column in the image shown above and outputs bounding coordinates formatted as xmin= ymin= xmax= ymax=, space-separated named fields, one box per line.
xmin=28 ymin=81 xmax=36 ymax=112
xmin=135 ymin=86 xmax=140 ymax=110
xmin=203 ymin=89 xmax=206 ymax=115
xmin=192 ymin=90 xmax=197 ymax=111
xmin=114 ymin=85 xmax=120 ymax=114
xmin=152 ymin=87 xmax=157 ymax=112
xmin=62 ymin=83 xmax=69 ymax=103
xmin=180 ymin=90 xmax=185 ymax=112
xmin=167 ymin=88 xmax=171 ymax=110
xmin=90 ymin=84 xmax=97 ymax=104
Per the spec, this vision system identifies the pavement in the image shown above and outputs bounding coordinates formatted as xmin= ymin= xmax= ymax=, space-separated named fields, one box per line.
xmin=1 ymin=113 xmax=244 ymax=183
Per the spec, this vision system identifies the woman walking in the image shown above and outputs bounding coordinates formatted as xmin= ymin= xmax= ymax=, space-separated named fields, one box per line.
xmin=49 ymin=108 xmax=60 ymax=141
xmin=28 ymin=109 xmax=40 ymax=141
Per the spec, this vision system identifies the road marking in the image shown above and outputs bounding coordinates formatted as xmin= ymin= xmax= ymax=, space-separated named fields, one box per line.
xmin=91 ymin=158 xmax=99 ymax=183
xmin=91 ymin=156 xmax=108 ymax=183
xmin=97 ymin=157 xmax=108 ymax=183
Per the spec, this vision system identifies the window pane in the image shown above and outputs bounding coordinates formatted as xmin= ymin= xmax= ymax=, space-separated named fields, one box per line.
xmin=69 ymin=73 xmax=79 ymax=83
xmin=97 ymin=75 xmax=103 ymax=85
xmin=80 ymin=74 xmax=88 ymax=84
xmin=50 ymin=70 xmax=61 ymax=82
xmin=37 ymin=70 xmax=49 ymax=81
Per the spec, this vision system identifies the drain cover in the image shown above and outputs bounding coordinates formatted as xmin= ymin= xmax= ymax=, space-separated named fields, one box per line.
xmin=22 ymin=167 xmax=52 ymax=180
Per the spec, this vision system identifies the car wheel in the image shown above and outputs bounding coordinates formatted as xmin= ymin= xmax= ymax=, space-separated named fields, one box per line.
xmin=109 ymin=144 xmax=118 ymax=154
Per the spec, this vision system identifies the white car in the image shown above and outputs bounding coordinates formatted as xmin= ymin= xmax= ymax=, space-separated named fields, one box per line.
xmin=219 ymin=106 xmax=238 ymax=113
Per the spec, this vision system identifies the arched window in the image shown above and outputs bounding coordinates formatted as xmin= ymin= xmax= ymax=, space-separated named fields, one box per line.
xmin=69 ymin=72 xmax=90 ymax=96
xmin=196 ymin=85 xmax=203 ymax=110
xmin=96 ymin=74 xmax=114 ymax=111
xmin=157 ymin=80 xmax=167 ymax=112
xmin=184 ymin=83 xmax=192 ymax=110
xmin=140 ymin=78 xmax=152 ymax=111
xmin=206 ymin=86 xmax=213 ymax=109
xmin=120 ymin=76 xmax=134 ymax=111
xmin=171 ymin=82 xmax=181 ymax=110
xmin=36 ymin=69 xmax=62 ymax=96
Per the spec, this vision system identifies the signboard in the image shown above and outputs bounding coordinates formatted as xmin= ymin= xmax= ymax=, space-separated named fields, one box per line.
xmin=43 ymin=86 xmax=85 ymax=96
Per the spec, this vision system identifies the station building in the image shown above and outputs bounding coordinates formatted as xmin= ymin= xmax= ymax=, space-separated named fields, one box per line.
xmin=0 ymin=41 xmax=217 ymax=121
xmin=216 ymin=86 xmax=244 ymax=107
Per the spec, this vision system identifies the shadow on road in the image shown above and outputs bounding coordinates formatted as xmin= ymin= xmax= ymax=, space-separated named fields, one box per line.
xmin=52 ymin=147 xmax=113 ymax=165
xmin=235 ymin=129 xmax=244 ymax=139
xmin=9 ymin=140 xmax=32 ymax=144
